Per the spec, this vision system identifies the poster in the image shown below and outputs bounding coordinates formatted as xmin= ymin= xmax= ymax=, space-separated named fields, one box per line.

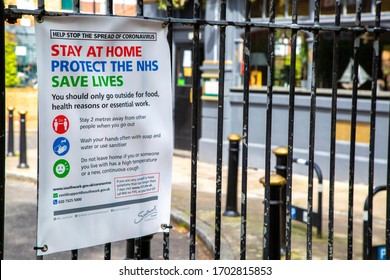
xmin=35 ymin=16 xmax=173 ymax=255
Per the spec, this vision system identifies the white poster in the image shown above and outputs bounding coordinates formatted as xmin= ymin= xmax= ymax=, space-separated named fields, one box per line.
xmin=35 ymin=16 xmax=173 ymax=255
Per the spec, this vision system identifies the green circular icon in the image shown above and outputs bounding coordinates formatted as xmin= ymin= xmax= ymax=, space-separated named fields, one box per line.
xmin=53 ymin=159 xmax=70 ymax=178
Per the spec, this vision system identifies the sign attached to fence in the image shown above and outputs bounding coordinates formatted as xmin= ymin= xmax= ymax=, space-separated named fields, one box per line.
xmin=35 ymin=16 xmax=173 ymax=255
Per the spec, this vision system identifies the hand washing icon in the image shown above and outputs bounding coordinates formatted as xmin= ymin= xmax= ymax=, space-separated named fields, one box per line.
xmin=53 ymin=137 xmax=70 ymax=156
xmin=55 ymin=144 xmax=68 ymax=154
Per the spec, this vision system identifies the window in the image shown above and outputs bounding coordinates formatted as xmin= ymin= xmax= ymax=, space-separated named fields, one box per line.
xmin=62 ymin=0 xmax=72 ymax=10
xmin=346 ymin=0 xmax=371 ymax=14
xmin=251 ymin=0 xmax=309 ymax=18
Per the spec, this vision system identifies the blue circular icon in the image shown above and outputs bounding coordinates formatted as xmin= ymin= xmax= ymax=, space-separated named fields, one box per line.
xmin=53 ymin=137 xmax=70 ymax=156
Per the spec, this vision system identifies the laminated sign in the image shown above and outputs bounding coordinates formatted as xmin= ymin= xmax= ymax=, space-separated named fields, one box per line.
xmin=35 ymin=16 xmax=173 ymax=255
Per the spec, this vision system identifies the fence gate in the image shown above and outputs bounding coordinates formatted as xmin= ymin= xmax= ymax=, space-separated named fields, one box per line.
xmin=1 ymin=0 xmax=390 ymax=261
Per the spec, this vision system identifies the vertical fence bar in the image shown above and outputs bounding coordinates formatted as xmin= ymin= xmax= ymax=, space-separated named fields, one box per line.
xmin=71 ymin=249 xmax=78 ymax=260
xmin=240 ymin=0 xmax=251 ymax=260
xmin=35 ymin=0 xmax=44 ymax=261
xmin=125 ymin=238 xmax=135 ymax=259
xmin=135 ymin=237 xmax=141 ymax=260
xmin=104 ymin=243 xmax=111 ymax=260
xmin=61 ymin=0 xmax=80 ymax=260
xmin=71 ymin=0 xmax=81 ymax=259
xmin=189 ymin=0 xmax=201 ymax=260
xmin=72 ymin=0 xmax=80 ymax=13
xmin=263 ymin=0 xmax=276 ymax=261
xmin=106 ymin=0 xmax=113 ymax=15
xmin=166 ymin=0 xmax=173 ymax=57
xmin=163 ymin=230 xmax=170 ymax=260
xmin=162 ymin=224 xmax=171 ymax=260
xmin=347 ymin=0 xmax=363 ymax=260
xmin=214 ymin=0 xmax=227 ymax=260
xmin=387 ymin=19 xmax=390 ymax=259
xmin=365 ymin=0 xmax=382 ymax=262
xmin=137 ymin=0 xmax=144 ymax=16
xmin=327 ymin=0 xmax=342 ymax=260
xmin=123 ymin=0 xmax=138 ymax=259
xmin=104 ymin=0 xmax=113 ymax=260
xmin=37 ymin=0 xmax=44 ymax=10
xmin=126 ymin=239 xmax=135 ymax=258
xmin=306 ymin=0 xmax=320 ymax=260
xmin=285 ymin=0 xmax=299 ymax=260
xmin=129 ymin=1 xmax=153 ymax=261
xmin=122 ymin=0 xmax=146 ymax=262
xmin=0 ymin=0 xmax=6 ymax=261
xmin=162 ymin=0 xmax=173 ymax=261
xmin=387 ymin=99 xmax=390 ymax=260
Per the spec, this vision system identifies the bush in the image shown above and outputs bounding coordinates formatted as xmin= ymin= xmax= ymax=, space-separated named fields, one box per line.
xmin=5 ymin=31 xmax=19 ymax=87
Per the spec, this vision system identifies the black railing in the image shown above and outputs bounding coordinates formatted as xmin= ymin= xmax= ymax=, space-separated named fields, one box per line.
xmin=292 ymin=157 xmax=323 ymax=239
xmin=363 ymin=185 xmax=387 ymax=260
xmin=1 ymin=0 xmax=389 ymax=261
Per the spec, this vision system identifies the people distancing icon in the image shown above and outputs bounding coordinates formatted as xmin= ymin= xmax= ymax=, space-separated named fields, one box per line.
xmin=52 ymin=115 xmax=70 ymax=134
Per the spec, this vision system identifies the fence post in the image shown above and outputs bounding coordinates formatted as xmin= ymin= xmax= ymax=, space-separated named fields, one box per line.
xmin=223 ymin=134 xmax=241 ymax=217
xmin=260 ymin=174 xmax=286 ymax=260
xmin=17 ymin=110 xmax=29 ymax=168
xmin=139 ymin=235 xmax=153 ymax=260
xmin=125 ymin=235 xmax=153 ymax=260
xmin=125 ymin=239 xmax=135 ymax=259
xmin=7 ymin=106 xmax=15 ymax=156
xmin=272 ymin=146 xmax=288 ymax=252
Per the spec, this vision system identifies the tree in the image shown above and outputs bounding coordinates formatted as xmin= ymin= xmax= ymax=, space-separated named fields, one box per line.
xmin=5 ymin=31 xmax=19 ymax=87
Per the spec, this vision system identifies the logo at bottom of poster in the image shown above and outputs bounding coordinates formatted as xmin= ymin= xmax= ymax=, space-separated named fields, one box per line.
xmin=134 ymin=205 xmax=158 ymax=224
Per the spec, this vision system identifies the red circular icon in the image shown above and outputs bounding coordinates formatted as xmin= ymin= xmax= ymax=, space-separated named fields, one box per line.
xmin=52 ymin=115 xmax=69 ymax=134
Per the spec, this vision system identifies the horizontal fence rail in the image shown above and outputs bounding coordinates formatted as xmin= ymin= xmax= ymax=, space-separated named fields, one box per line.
xmin=1 ymin=0 xmax=389 ymax=260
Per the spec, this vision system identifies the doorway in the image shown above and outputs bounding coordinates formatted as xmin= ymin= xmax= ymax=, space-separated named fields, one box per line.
xmin=174 ymin=43 xmax=203 ymax=150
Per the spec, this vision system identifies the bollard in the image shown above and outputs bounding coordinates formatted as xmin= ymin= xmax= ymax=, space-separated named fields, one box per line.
xmin=223 ymin=134 xmax=241 ymax=217
xmin=17 ymin=110 xmax=29 ymax=168
xmin=272 ymin=146 xmax=288 ymax=178
xmin=272 ymin=146 xmax=288 ymax=252
xmin=125 ymin=235 xmax=154 ymax=260
xmin=260 ymin=173 xmax=286 ymax=260
xmin=7 ymin=106 xmax=15 ymax=156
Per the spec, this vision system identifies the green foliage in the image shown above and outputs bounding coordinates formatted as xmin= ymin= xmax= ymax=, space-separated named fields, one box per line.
xmin=5 ymin=31 xmax=19 ymax=87
xmin=298 ymin=35 xmax=308 ymax=80
xmin=157 ymin=0 xmax=190 ymax=10
xmin=157 ymin=0 xmax=256 ymax=11
xmin=157 ymin=0 xmax=210 ymax=10
xmin=272 ymin=30 xmax=307 ymax=86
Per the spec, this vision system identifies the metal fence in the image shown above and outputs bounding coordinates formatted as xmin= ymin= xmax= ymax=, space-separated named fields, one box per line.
xmin=1 ymin=0 xmax=390 ymax=261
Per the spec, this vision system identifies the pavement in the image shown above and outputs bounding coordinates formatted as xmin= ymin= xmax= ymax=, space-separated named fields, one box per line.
xmin=4 ymin=132 xmax=387 ymax=260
